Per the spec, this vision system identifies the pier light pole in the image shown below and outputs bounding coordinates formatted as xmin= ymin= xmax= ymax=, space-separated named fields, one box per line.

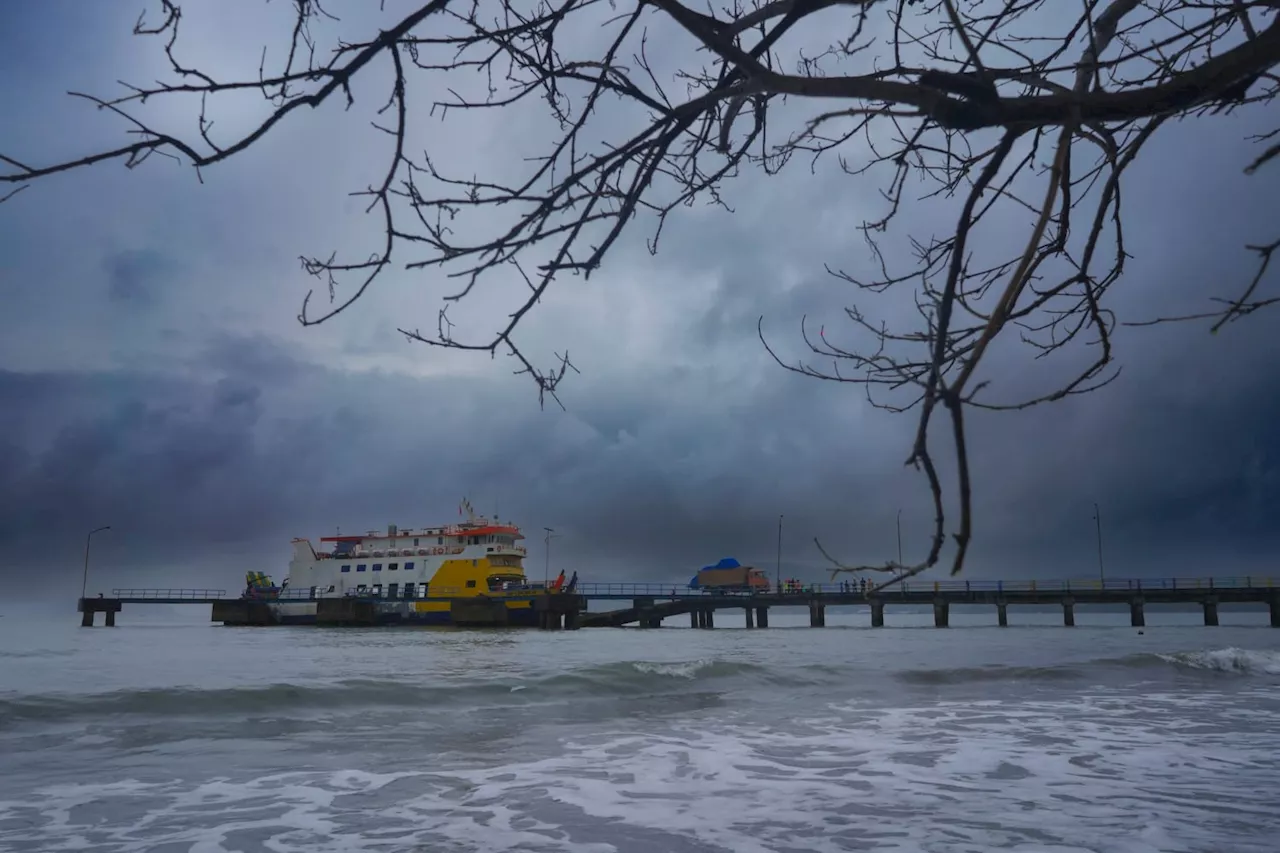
xmin=896 ymin=509 xmax=903 ymax=565
xmin=1092 ymin=502 xmax=1105 ymax=584
xmin=543 ymin=527 xmax=557 ymax=587
xmin=776 ymin=514 xmax=783 ymax=592
xmin=82 ymin=525 xmax=111 ymax=599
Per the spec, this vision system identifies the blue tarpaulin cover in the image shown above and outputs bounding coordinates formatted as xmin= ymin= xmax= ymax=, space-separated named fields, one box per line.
xmin=688 ymin=557 xmax=742 ymax=587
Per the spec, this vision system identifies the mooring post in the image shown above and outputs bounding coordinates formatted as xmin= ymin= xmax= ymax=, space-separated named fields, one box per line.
xmin=756 ymin=607 xmax=769 ymax=628
xmin=1203 ymin=599 xmax=1219 ymax=626
xmin=933 ymin=600 xmax=949 ymax=628
xmin=744 ymin=607 xmax=755 ymax=628
xmin=1062 ymin=598 xmax=1075 ymax=627
xmin=1130 ymin=598 xmax=1146 ymax=628
xmin=996 ymin=601 xmax=1008 ymax=627
xmin=870 ymin=600 xmax=885 ymax=628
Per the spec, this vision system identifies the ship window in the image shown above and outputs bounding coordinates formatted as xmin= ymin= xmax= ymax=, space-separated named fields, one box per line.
xmin=373 ymin=563 xmax=383 ymax=572
xmin=373 ymin=584 xmax=383 ymax=596
xmin=471 ymin=559 xmax=477 ymax=566
xmin=403 ymin=583 xmax=415 ymax=599
xmin=414 ymin=538 xmax=419 ymax=546
xmin=357 ymin=564 xmax=367 ymax=572
xmin=438 ymin=537 xmax=444 ymax=545
xmin=388 ymin=583 xmax=399 ymax=598
xmin=466 ymin=579 xmax=477 ymax=588
xmin=404 ymin=562 xmax=414 ymax=571
xmin=389 ymin=562 xmax=399 ymax=571
xmin=341 ymin=564 xmax=351 ymax=573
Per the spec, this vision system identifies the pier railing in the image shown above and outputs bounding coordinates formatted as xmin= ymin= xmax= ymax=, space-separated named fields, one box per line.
xmin=245 ymin=576 xmax=1280 ymax=602
xmin=572 ymin=576 xmax=1278 ymax=598
xmin=109 ymin=588 xmax=228 ymax=600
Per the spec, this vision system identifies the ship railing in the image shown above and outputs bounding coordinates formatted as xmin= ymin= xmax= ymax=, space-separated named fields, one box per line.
xmin=110 ymin=588 xmax=228 ymax=600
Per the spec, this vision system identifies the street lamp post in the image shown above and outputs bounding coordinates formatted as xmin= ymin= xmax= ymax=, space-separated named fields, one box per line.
xmin=1092 ymin=502 xmax=1105 ymax=584
xmin=776 ymin=514 xmax=783 ymax=592
xmin=896 ymin=509 xmax=903 ymax=565
xmin=543 ymin=527 xmax=557 ymax=587
xmin=82 ymin=525 xmax=111 ymax=599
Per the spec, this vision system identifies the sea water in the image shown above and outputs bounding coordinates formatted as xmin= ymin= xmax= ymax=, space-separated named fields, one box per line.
xmin=1 ymin=605 xmax=1278 ymax=852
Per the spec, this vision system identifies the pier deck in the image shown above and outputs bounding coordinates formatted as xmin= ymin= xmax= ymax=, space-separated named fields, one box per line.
xmin=75 ymin=576 xmax=1280 ymax=629
xmin=575 ymin=577 xmax=1280 ymax=628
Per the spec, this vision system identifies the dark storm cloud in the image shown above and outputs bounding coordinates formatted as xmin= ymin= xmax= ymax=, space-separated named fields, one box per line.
xmin=104 ymin=249 xmax=175 ymax=306
xmin=2 ymin=2 xmax=1279 ymax=597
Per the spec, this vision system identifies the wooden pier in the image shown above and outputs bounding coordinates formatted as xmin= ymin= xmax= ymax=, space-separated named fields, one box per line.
xmin=575 ymin=577 xmax=1280 ymax=629
xmin=74 ymin=577 xmax=1280 ymax=629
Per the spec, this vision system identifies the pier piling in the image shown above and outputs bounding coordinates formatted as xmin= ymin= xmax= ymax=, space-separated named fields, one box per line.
xmin=1062 ymin=598 xmax=1075 ymax=627
xmin=933 ymin=601 xmax=949 ymax=628
xmin=690 ymin=611 xmax=698 ymax=629
xmin=755 ymin=607 xmax=769 ymax=628
xmin=1203 ymin=599 xmax=1219 ymax=626
xmin=1130 ymin=599 xmax=1146 ymax=628
xmin=997 ymin=602 xmax=1008 ymax=627
xmin=808 ymin=604 xmax=826 ymax=627
xmin=870 ymin=601 xmax=885 ymax=627
xmin=744 ymin=607 xmax=755 ymax=628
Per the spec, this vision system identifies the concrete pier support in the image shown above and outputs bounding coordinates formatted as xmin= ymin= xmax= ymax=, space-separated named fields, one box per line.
xmin=996 ymin=602 xmax=1008 ymax=627
xmin=1203 ymin=599 xmax=1219 ymax=627
xmin=691 ymin=610 xmax=699 ymax=629
xmin=1062 ymin=598 xmax=1075 ymax=627
xmin=933 ymin=600 xmax=949 ymax=628
xmin=809 ymin=604 xmax=826 ymax=627
xmin=756 ymin=607 xmax=769 ymax=628
xmin=744 ymin=607 xmax=755 ymax=629
xmin=705 ymin=609 xmax=714 ymax=629
xmin=77 ymin=597 xmax=121 ymax=627
xmin=539 ymin=611 xmax=563 ymax=630
xmin=870 ymin=601 xmax=885 ymax=628
xmin=1269 ymin=594 xmax=1280 ymax=628
xmin=1130 ymin=599 xmax=1146 ymax=628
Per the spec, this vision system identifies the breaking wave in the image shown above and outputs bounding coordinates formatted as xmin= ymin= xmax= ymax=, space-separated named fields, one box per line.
xmin=1155 ymin=646 xmax=1280 ymax=675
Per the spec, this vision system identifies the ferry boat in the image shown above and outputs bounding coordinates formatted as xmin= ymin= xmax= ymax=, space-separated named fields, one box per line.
xmin=242 ymin=501 xmax=574 ymax=626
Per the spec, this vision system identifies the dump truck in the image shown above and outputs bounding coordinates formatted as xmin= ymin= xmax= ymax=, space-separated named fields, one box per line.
xmin=688 ymin=558 xmax=771 ymax=592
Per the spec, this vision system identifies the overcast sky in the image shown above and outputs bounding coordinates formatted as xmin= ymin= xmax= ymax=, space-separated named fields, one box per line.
xmin=2 ymin=1 xmax=1278 ymax=598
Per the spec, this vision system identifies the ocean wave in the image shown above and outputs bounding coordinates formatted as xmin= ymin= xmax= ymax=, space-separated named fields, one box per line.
xmin=0 ymin=658 xmax=771 ymax=726
xmin=895 ymin=647 xmax=1280 ymax=685
xmin=1155 ymin=646 xmax=1280 ymax=675
xmin=4 ymin=648 xmax=1277 ymax=728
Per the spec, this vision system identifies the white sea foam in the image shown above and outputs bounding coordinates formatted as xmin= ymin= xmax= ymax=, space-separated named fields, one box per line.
xmin=2 ymin=689 xmax=1278 ymax=853
xmin=629 ymin=658 xmax=718 ymax=678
